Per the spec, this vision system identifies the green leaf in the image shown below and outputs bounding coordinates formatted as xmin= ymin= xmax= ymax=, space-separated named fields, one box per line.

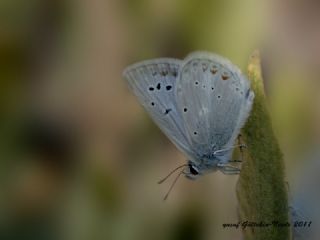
xmin=236 ymin=50 xmax=290 ymax=240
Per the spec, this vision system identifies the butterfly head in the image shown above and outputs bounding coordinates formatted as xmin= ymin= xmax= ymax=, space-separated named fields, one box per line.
xmin=184 ymin=157 xmax=222 ymax=180
xmin=184 ymin=163 xmax=201 ymax=180
xmin=185 ymin=162 xmax=215 ymax=180
xmin=158 ymin=159 xmax=219 ymax=200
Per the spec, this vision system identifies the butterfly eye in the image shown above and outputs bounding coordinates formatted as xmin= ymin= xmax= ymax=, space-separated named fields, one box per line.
xmin=166 ymin=85 xmax=172 ymax=91
xmin=189 ymin=165 xmax=199 ymax=175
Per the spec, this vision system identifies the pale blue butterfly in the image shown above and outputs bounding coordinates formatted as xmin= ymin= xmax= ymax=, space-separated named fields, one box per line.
xmin=123 ymin=51 xmax=254 ymax=199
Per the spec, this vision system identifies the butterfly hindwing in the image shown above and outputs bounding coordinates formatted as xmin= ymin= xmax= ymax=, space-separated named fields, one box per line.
xmin=123 ymin=59 xmax=195 ymax=158
xmin=176 ymin=52 xmax=254 ymax=157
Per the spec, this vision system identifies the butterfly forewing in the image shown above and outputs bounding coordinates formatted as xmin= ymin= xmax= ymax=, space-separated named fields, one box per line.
xmin=176 ymin=52 xmax=254 ymax=157
xmin=123 ymin=59 xmax=195 ymax=159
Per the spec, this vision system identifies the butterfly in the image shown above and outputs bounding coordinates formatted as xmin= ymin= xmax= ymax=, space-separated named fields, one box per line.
xmin=123 ymin=51 xmax=254 ymax=199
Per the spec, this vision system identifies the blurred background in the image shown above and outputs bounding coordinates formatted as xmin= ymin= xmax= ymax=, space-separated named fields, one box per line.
xmin=1 ymin=0 xmax=320 ymax=239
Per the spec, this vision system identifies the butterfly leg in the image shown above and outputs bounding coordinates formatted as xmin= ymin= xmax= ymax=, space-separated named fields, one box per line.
xmin=227 ymin=134 xmax=247 ymax=163
xmin=229 ymin=159 xmax=242 ymax=163
xmin=217 ymin=163 xmax=241 ymax=175
xmin=237 ymin=134 xmax=246 ymax=162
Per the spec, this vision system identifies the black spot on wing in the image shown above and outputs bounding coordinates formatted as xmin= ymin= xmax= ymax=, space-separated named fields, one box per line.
xmin=161 ymin=70 xmax=168 ymax=76
xmin=164 ymin=108 xmax=172 ymax=115
xmin=210 ymin=65 xmax=218 ymax=74
xmin=172 ymin=71 xmax=177 ymax=77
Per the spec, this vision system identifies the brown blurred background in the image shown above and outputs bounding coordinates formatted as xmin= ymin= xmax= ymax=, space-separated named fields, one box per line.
xmin=1 ymin=0 xmax=320 ymax=239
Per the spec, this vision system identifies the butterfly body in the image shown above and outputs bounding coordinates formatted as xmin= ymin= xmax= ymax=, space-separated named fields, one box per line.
xmin=123 ymin=52 xmax=254 ymax=179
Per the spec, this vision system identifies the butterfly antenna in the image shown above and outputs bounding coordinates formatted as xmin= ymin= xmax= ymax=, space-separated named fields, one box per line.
xmin=158 ymin=164 xmax=188 ymax=184
xmin=163 ymin=170 xmax=184 ymax=201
